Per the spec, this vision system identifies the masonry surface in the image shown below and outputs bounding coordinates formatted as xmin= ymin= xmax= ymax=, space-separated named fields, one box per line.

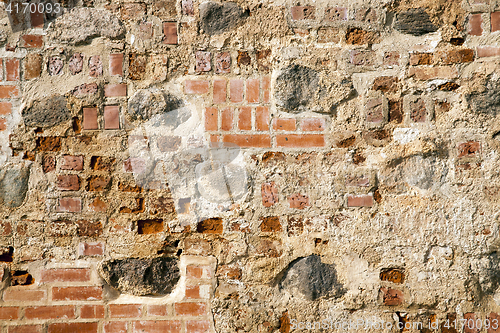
xmin=1 ymin=0 xmax=500 ymax=332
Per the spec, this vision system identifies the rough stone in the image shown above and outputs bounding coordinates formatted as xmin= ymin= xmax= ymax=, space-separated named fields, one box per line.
xmin=128 ymin=89 xmax=186 ymax=123
xmin=394 ymin=9 xmax=438 ymax=36
xmin=48 ymin=56 xmax=63 ymax=76
xmin=48 ymin=8 xmax=125 ymax=45
xmin=22 ymin=95 xmax=70 ymax=128
xmin=69 ymin=53 xmax=84 ymax=75
xmin=0 ymin=166 xmax=30 ymax=208
xmin=199 ymin=2 xmax=249 ymax=35
xmin=88 ymin=55 xmax=103 ymax=77
xmin=99 ymin=257 xmax=180 ymax=296
xmin=279 ymin=255 xmax=344 ymax=301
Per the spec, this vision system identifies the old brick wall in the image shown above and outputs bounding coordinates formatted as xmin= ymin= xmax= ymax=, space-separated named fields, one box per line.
xmin=1 ymin=0 xmax=500 ymax=332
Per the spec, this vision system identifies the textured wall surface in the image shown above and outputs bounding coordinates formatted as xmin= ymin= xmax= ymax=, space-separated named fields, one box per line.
xmin=0 ymin=0 xmax=500 ymax=332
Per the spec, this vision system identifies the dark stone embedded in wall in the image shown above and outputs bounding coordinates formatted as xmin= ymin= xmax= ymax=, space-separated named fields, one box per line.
xmin=394 ymin=9 xmax=438 ymax=36
xmin=468 ymin=76 xmax=500 ymax=116
xmin=128 ymin=89 xmax=188 ymax=125
xmin=0 ymin=166 xmax=30 ymax=208
xmin=48 ymin=8 xmax=125 ymax=45
xmin=22 ymin=95 xmax=70 ymax=128
xmin=200 ymin=2 xmax=249 ymax=35
xmin=468 ymin=252 xmax=500 ymax=298
xmin=279 ymin=255 xmax=344 ymax=301
xmin=99 ymin=257 xmax=180 ymax=296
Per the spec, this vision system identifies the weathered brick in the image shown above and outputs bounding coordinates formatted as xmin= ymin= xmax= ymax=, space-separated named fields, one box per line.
xmin=0 ymin=102 xmax=11 ymax=115
xmin=8 ymin=325 xmax=43 ymax=333
xmin=109 ymin=53 xmax=124 ymax=76
xmin=246 ymin=79 xmax=259 ymax=103
xmin=133 ymin=321 xmax=181 ymax=333
xmin=104 ymin=105 xmax=120 ymax=130
xmin=492 ymin=12 xmax=500 ymax=32
xmin=230 ymin=79 xmax=244 ymax=103
xmin=463 ymin=313 xmax=480 ymax=333
xmin=273 ymin=118 xmax=296 ymax=131
xmin=163 ymin=22 xmax=178 ymax=44
xmin=182 ymin=0 xmax=194 ymax=15
xmin=205 ymin=107 xmax=217 ymax=131
xmin=104 ymin=84 xmax=127 ymax=97
xmin=238 ymin=106 xmax=252 ymax=130
xmin=88 ymin=55 xmax=103 ymax=77
xmin=187 ymin=321 xmax=210 ymax=333
xmin=477 ymin=46 xmax=500 ymax=58
xmin=24 ymin=53 xmax=42 ymax=80
xmin=215 ymin=52 xmax=231 ymax=74
xmin=291 ymin=6 xmax=315 ymax=20
xmin=109 ymin=304 xmax=142 ymax=318
xmin=22 ymin=34 xmax=43 ymax=48
xmin=260 ymin=216 xmax=281 ymax=232
xmin=350 ymin=50 xmax=374 ymax=66
xmin=157 ymin=136 xmax=182 ymax=152
xmin=300 ymin=118 xmax=325 ymax=131
xmin=30 ymin=8 xmax=44 ymax=27
xmin=408 ymin=66 xmax=458 ymax=80
xmin=197 ymin=218 xmax=223 ymax=234
xmin=276 ymin=134 xmax=325 ymax=148
xmin=366 ymin=98 xmax=385 ymax=123
xmin=458 ymin=141 xmax=480 ymax=158
xmin=148 ymin=304 xmax=169 ymax=316
xmin=213 ymin=79 xmax=226 ymax=103
xmin=185 ymin=285 xmax=200 ymax=299
xmin=104 ymin=321 xmax=127 ymax=333
xmin=288 ymin=194 xmax=310 ymax=209
xmin=83 ymin=107 xmax=98 ymax=130
xmin=347 ymin=194 xmax=373 ymax=207
xmin=317 ymin=27 xmax=341 ymax=43
xmin=57 ymin=175 xmax=80 ymax=191
xmin=69 ymin=53 xmax=84 ymax=75
xmin=3 ymin=289 xmax=46 ymax=302
xmin=138 ymin=22 xmax=153 ymax=40
xmin=48 ymin=322 xmax=98 ymax=333
xmin=86 ymin=175 xmax=112 ymax=191
xmin=409 ymin=98 xmax=427 ymax=122
xmin=185 ymin=80 xmax=210 ymax=94
xmin=174 ymin=302 xmax=207 ymax=316
xmin=52 ymin=286 xmax=103 ymax=301
xmin=61 ymin=155 xmax=84 ymax=170
xmin=121 ymin=2 xmax=146 ymax=20
xmin=195 ymin=51 xmax=211 ymax=73
xmin=24 ymin=306 xmax=75 ymax=320
xmin=346 ymin=28 xmax=378 ymax=45
xmin=255 ymin=106 xmax=269 ymax=131
xmin=5 ymin=59 xmax=19 ymax=81
xmin=380 ymin=268 xmax=405 ymax=283
xmin=223 ymin=134 xmax=271 ymax=148
xmin=43 ymin=155 xmax=56 ymax=172
xmin=409 ymin=52 xmax=432 ymax=66
xmin=79 ymin=242 xmax=105 ymax=256
xmin=436 ymin=49 xmax=474 ymax=64
xmin=0 ymin=86 xmax=20 ymax=98
xmin=373 ymin=76 xmax=399 ymax=93
xmin=41 ymin=268 xmax=91 ymax=283
xmin=468 ymin=13 xmax=483 ymax=35
xmin=325 ymin=7 xmax=347 ymax=21
xmin=80 ymin=305 xmax=105 ymax=319
xmin=0 ymin=307 xmax=19 ymax=319
xmin=381 ymin=287 xmax=403 ymax=306
xmin=487 ymin=312 xmax=500 ymax=333
xmin=128 ymin=53 xmax=147 ymax=80
xmin=221 ymin=107 xmax=234 ymax=131
xmin=57 ymin=198 xmax=82 ymax=213
xmin=48 ymin=56 xmax=63 ymax=75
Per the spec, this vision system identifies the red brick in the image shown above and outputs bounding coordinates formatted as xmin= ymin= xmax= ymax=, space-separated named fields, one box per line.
xmin=174 ymin=302 xmax=207 ymax=316
xmin=221 ymin=107 xmax=234 ymax=131
xmin=262 ymin=182 xmax=278 ymax=207
xmin=0 ymin=307 xmax=18 ymax=319
xmin=255 ymin=106 xmax=269 ymax=131
xmin=3 ymin=289 xmax=46 ymax=302
xmin=52 ymin=286 xmax=102 ymax=301
xmin=104 ymin=105 xmax=120 ymax=129
xmin=186 ymin=321 xmax=210 ymax=333
xmin=487 ymin=312 xmax=500 ymax=333
xmin=381 ymin=287 xmax=403 ymax=306
xmin=408 ymin=66 xmax=458 ymax=80
xmin=9 ymin=325 xmax=43 ymax=333
xmin=30 ymin=9 xmax=44 ymax=27
xmin=185 ymin=80 xmax=209 ymax=94
xmin=291 ymin=6 xmax=315 ymax=20
xmin=347 ymin=194 xmax=373 ymax=207
xmin=195 ymin=51 xmax=211 ymax=72
xmin=492 ymin=12 xmax=500 ymax=32
xmin=276 ymin=134 xmax=325 ymax=148
xmin=24 ymin=305 xmax=75 ymax=319
xmin=205 ymin=107 xmax=218 ymax=131
xmin=288 ymin=194 xmax=310 ymax=209
xmin=0 ymin=86 xmax=20 ymax=98
xmin=57 ymin=198 xmax=82 ymax=212
xmin=350 ymin=50 xmax=374 ymax=66
xmin=148 ymin=305 xmax=169 ymax=316
xmin=79 ymin=242 xmax=105 ymax=256
xmin=163 ymin=22 xmax=178 ymax=44
xmin=105 ymin=84 xmax=127 ymax=97
xmin=238 ymin=107 xmax=252 ymax=130
xmin=478 ymin=46 xmax=500 ymax=57
xmin=458 ymin=141 xmax=480 ymax=158
xmin=109 ymin=53 xmax=123 ymax=76
xmin=83 ymin=107 xmax=98 ymax=130
xmin=57 ymin=175 xmax=80 ymax=191
xmin=80 ymin=305 xmax=105 ymax=319
xmin=230 ymin=79 xmax=244 ymax=103
xmin=0 ymin=102 xmax=12 ymax=115
xmin=301 ymin=118 xmax=325 ymax=131
xmin=262 ymin=76 xmax=270 ymax=103
xmin=21 ymin=35 xmax=43 ymax=48
xmin=40 ymin=268 xmax=90 ymax=283
xmin=48 ymin=322 xmax=98 ymax=333
xmin=246 ymin=79 xmax=259 ymax=103
xmin=469 ymin=14 xmax=483 ymax=36
xmin=109 ymin=304 xmax=142 ymax=318
xmin=5 ymin=59 xmax=19 ymax=81
xmin=213 ymin=79 xmax=226 ymax=103
xmin=273 ymin=118 xmax=296 ymax=131
xmin=223 ymin=134 xmax=271 ymax=148
xmin=133 ymin=321 xmax=181 ymax=333
xmin=186 ymin=265 xmax=203 ymax=279
xmin=185 ymin=285 xmax=200 ymax=299
xmin=104 ymin=321 xmax=128 ymax=333
xmin=61 ymin=155 xmax=84 ymax=170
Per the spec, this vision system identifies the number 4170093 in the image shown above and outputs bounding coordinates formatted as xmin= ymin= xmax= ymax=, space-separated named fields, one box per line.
xmin=5 ymin=2 xmax=61 ymax=14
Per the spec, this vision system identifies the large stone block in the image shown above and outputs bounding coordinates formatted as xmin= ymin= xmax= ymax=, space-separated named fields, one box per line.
xmin=22 ymin=95 xmax=70 ymax=128
xmin=200 ymin=2 xmax=248 ymax=35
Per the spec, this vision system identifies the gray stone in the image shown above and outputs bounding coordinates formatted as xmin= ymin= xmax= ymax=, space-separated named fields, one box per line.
xmin=48 ymin=8 xmax=125 ymax=45
xmin=200 ymin=2 xmax=248 ymax=35
xmin=22 ymin=95 xmax=70 ymax=128
xmin=469 ymin=252 xmax=500 ymax=297
xmin=128 ymin=89 xmax=187 ymax=125
xmin=279 ymin=255 xmax=345 ymax=301
xmin=99 ymin=257 xmax=180 ymax=296
xmin=394 ymin=9 xmax=438 ymax=36
xmin=0 ymin=166 xmax=30 ymax=208
xmin=468 ymin=75 xmax=500 ymax=116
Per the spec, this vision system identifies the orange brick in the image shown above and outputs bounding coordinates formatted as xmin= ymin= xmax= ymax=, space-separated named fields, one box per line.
xmin=262 ymin=76 xmax=270 ymax=103
xmin=255 ymin=106 xmax=269 ymax=131
xmin=223 ymin=134 xmax=271 ymax=148
xmin=185 ymin=80 xmax=209 ymax=94
xmin=104 ymin=84 xmax=127 ymax=97
xmin=80 ymin=305 xmax=105 ymax=319
xmin=347 ymin=194 xmax=373 ymax=207
xmin=0 ymin=86 xmax=19 ymax=98
xmin=52 ymin=286 xmax=103 ymax=301
xmin=301 ymin=118 xmax=325 ymax=131
xmin=21 ymin=35 xmax=43 ymax=48
xmin=133 ymin=321 xmax=181 ymax=333
xmin=213 ymin=79 xmax=227 ymax=103
xmin=187 ymin=321 xmax=210 ymax=333
xmin=40 ymin=268 xmax=91 ymax=283
xmin=104 ymin=321 xmax=127 ymax=333
xmin=8 ymin=325 xmax=43 ymax=333
xmin=246 ymin=78 xmax=259 ymax=103
xmin=185 ymin=285 xmax=200 ymax=299
xmin=109 ymin=53 xmax=124 ymax=76
xmin=148 ymin=304 xmax=169 ymax=316
xmin=276 ymin=134 xmax=325 ymax=148
xmin=174 ymin=302 xmax=207 ymax=316
xmin=48 ymin=322 xmax=98 ymax=333
xmin=230 ymin=79 xmax=243 ymax=103
xmin=0 ymin=102 xmax=12 ymax=115
xmin=5 ymin=59 xmax=19 ymax=81
xmin=221 ymin=107 xmax=233 ymax=131
xmin=24 ymin=306 xmax=75 ymax=320
xmin=109 ymin=304 xmax=142 ymax=318
xmin=186 ymin=265 xmax=203 ymax=279
xmin=205 ymin=107 xmax=217 ymax=131
xmin=0 ymin=307 xmax=19 ymax=319
xmin=238 ymin=106 xmax=252 ymax=130
xmin=272 ymin=118 xmax=296 ymax=131
xmin=3 ymin=289 xmax=46 ymax=302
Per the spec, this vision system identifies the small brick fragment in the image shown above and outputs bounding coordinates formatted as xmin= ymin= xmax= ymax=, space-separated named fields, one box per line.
xmin=185 ymin=80 xmax=210 ymax=94
xmin=195 ymin=51 xmax=211 ymax=72
xmin=69 ymin=53 xmax=83 ymax=75
xmin=347 ymin=194 xmax=373 ymax=207
xmin=230 ymin=79 xmax=244 ymax=103
xmin=163 ymin=22 xmax=178 ymax=44
xmin=48 ymin=56 xmax=63 ymax=76
xmin=325 ymin=7 xmax=347 ymax=21
xmin=291 ymin=6 xmax=315 ymax=20
xmin=57 ymin=175 xmax=80 ymax=191
xmin=61 ymin=155 xmax=84 ymax=170
xmin=381 ymin=287 xmax=403 ymax=306
xmin=109 ymin=53 xmax=123 ymax=76
xmin=24 ymin=53 xmax=42 ymax=80
xmin=288 ymin=194 xmax=310 ymax=209
xmin=260 ymin=216 xmax=281 ymax=232
xmin=215 ymin=52 xmax=231 ymax=74
xmin=5 ymin=59 xmax=20 ymax=81
xmin=57 ymin=198 xmax=81 ymax=213
xmin=262 ymin=182 xmax=278 ymax=207
xmin=458 ymin=141 xmax=480 ymax=158
xmin=213 ymin=79 xmax=226 ymax=103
